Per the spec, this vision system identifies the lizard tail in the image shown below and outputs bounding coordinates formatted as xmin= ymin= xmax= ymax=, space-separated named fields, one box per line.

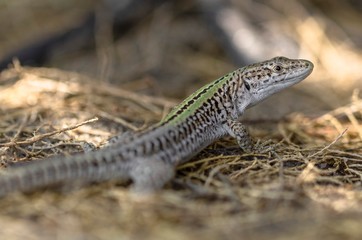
xmin=0 ymin=150 xmax=131 ymax=197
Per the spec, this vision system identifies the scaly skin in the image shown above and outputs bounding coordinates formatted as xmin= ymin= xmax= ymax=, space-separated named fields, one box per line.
xmin=0 ymin=56 xmax=313 ymax=196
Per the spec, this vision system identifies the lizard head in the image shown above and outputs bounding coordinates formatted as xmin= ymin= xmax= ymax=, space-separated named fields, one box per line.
xmin=241 ymin=56 xmax=314 ymax=108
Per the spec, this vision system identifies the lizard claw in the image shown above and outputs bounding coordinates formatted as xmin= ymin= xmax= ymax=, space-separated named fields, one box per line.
xmin=251 ymin=139 xmax=276 ymax=154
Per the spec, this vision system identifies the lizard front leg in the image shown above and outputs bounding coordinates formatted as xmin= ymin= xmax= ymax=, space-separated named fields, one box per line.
xmin=224 ymin=119 xmax=254 ymax=152
xmin=224 ymin=119 xmax=274 ymax=153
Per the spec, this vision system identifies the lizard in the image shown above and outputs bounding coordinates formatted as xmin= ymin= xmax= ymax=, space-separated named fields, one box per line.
xmin=0 ymin=56 xmax=313 ymax=197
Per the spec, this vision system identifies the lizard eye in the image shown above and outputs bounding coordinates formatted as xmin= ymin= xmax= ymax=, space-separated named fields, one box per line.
xmin=273 ymin=65 xmax=283 ymax=72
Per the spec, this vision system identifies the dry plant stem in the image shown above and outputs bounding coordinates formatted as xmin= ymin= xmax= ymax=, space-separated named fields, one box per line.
xmin=204 ymin=164 xmax=228 ymax=188
xmin=229 ymin=160 xmax=258 ymax=180
xmin=316 ymin=97 xmax=362 ymax=140
xmin=16 ymin=67 xmax=177 ymax=115
xmin=95 ymin=110 xmax=139 ymax=131
xmin=0 ymin=118 xmax=98 ymax=147
xmin=345 ymin=109 xmax=362 ymax=140
xmin=277 ymin=123 xmax=296 ymax=146
xmin=31 ymin=142 xmax=90 ymax=150
xmin=329 ymin=150 xmax=362 ymax=160
xmin=322 ymin=115 xmax=345 ymax=134
xmin=10 ymin=114 xmax=30 ymax=141
xmin=273 ymin=151 xmax=285 ymax=189
xmin=317 ymin=99 xmax=362 ymax=120
xmin=95 ymin=84 xmax=164 ymax=114
xmin=95 ymin=84 xmax=177 ymax=109
xmin=308 ymin=128 xmax=348 ymax=158
xmin=347 ymin=168 xmax=362 ymax=180
xmin=296 ymin=162 xmax=316 ymax=185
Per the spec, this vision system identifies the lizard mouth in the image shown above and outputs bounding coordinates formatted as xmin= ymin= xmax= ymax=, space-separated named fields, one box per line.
xmin=285 ymin=60 xmax=314 ymax=84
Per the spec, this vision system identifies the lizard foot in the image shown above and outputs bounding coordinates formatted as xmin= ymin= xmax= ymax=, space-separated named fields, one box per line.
xmin=250 ymin=139 xmax=276 ymax=154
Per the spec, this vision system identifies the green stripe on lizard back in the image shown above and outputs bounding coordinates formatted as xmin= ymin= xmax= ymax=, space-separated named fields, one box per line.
xmin=161 ymin=70 xmax=239 ymax=125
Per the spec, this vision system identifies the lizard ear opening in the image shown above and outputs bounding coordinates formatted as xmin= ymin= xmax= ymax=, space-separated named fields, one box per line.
xmin=244 ymin=81 xmax=251 ymax=91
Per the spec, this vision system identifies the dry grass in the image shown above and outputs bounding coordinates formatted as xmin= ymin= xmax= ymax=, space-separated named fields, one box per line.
xmin=0 ymin=65 xmax=361 ymax=240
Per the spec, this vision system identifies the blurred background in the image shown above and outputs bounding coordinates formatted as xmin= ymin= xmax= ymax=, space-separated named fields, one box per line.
xmin=0 ymin=0 xmax=361 ymax=117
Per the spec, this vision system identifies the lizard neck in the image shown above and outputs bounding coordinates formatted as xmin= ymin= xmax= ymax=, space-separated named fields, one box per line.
xmin=161 ymin=67 xmax=249 ymax=124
